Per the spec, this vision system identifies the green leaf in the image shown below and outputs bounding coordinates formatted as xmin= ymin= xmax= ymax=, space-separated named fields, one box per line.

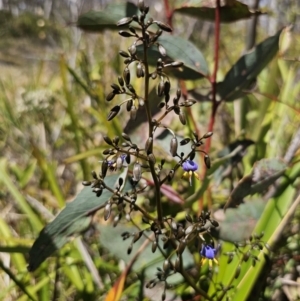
xmin=98 ymin=223 xmax=194 ymax=282
xmin=77 ymin=2 xmax=138 ymax=32
xmin=174 ymin=0 xmax=263 ymax=23
xmin=217 ymin=29 xmax=283 ymax=101
xmin=137 ymin=35 xmax=208 ymax=80
xmin=224 ymin=158 xmax=287 ymax=209
xmin=216 ymin=199 xmax=266 ymax=242
xmin=28 ymin=174 xmax=121 ymax=271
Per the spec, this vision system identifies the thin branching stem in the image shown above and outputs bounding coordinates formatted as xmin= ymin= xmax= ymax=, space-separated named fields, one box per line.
xmin=141 ymin=19 xmax=164 ymax=225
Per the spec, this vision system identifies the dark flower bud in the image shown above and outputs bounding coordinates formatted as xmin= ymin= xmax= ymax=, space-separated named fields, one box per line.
xmin=127 ymin=245 xmax=133 ymax=255
xmin=148 ymin=153 xmax=156 ymax=164
xmin=235 ymin=265 xmax=241 ymax=279
xmin=152 ymin=240 xmax=157 ymax=253
xmin=145 ymin=137 xmax=153 ymax=153
xmin=111 ymin=83 xmax=120 ymax=91
xmin=106 ymin=91 xmax=115 ymax=101
xmin=132 ymin=15 xmax=138 ymax=22
xmin=119 ymin=30 xmax=135 ymax=37
xmin=164 ymin=81 xmax=170 ymax=95
xmin=117 ymin=76 xmax=124 ymax=87
xmin=177 ymin=239 xmax=186 ymax=255
xmin=176 ymin=88 xmax=181 ymax=99
xmin=210 ymin=219 xmax=219 ymax=227
xmin=155 ymin=21 xmax=172 ymax=32
xmin=107 ymin=105 xmax=121 ymax=121
xmin=117 ymin=17 xmax=133 ymax=27
xmin=158 ymin=44 xmax=167 ymax=56
xmin=173 ymin=106 xmax=180 ymax=115
xmin=125 ymin=154 xmax=131 ymax=164
xmin=119 ymin=50 xmax=130 ymax=58
xmin=123 ymin=67 xmax=130 ymax=85
xmin=203 ymin=131 xmax=213 ymax=138
xmin=126 ymin=98 xmax=133 ymax=112
xmin=127 ymin=84 xmax=135 ymax=94
xmin=180 ymin=138 xmax=190 ymax=146
xmin=82 ymin=181 xmax=92 ymax=186
xmin=122 ymin=132 xmax=131 ymax=142
xmin=204 ymin=155 xmax=211 ymax=169
xmin=170 ymin=137 xmax=178 ymax=157
xmin=189 ymin=151 xmax=195 ymax=160
xmin=138 ymin=0 xmax=145 ymax=12
xmin=103 ymin=136 xmax=113 ymax=145
xmin=168 ymin=169 xmax=175 ymax=181
xmin=133 ymin=231 xmax=143 ymax=243
xmin=123 ymin=58 xmax=131 ymax=64
xmin=179 ymin=110 xmax=186 ymax=125
xmin=101 ymin=160 xmax=108 ymax=177
xmin=129 ymin=26 xmax=136 ymax=34
xmin=174 ymin=256 xmax=181 ymax=271
xmin=185 ymin=214 xmax=193 ymax=222
xmin=171 ymin=61 xmax=184 ymax=67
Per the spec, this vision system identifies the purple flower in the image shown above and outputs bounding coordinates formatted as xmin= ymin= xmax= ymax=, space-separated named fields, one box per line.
xmin=200 ymin=244 xmax=218 ymax=266
xmin=182 ymin=160 xmax=198 ymax=172
xmin=182 ymin=160 xmax=200 ymax=185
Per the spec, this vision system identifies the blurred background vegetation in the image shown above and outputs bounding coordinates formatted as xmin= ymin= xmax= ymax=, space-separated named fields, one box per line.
xmin=0 ymin=0 xmax=299 ymax=300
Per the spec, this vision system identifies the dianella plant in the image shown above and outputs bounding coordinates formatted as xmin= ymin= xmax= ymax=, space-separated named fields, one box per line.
xmin=27 ymin=1 xmax=300 ymax=301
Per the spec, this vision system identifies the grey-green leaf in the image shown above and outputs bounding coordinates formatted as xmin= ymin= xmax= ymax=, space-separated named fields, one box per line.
xmin=27 ymin=174 xmax=121 ymax=271
xmin=77 ymin=2 xmax=138 ymax=32
xmin=137 ymin=35 xmax=208 ymax=80
xmin=217 ymin=29 xmax=283 ymax=102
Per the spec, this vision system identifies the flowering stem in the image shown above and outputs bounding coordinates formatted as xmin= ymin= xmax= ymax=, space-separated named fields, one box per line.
xmin=141 ymin=21 xmax=164 ymax=225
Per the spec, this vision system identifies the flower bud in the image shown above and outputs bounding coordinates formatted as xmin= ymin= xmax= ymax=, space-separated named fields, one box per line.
xmin=170 ymin=137 xmax=178 ymax=157
xmin=133 ymin=162 xmax=142 ymax=182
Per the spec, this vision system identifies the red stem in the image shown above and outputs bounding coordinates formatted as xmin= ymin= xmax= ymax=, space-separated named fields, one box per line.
xmin=205 ymin=0 xmax=221 ymax=154
xmin=163 ymin=0 xmax=173 ymax=27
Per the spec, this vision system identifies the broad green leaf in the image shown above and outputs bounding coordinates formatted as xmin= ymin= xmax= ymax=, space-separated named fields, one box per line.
xmin=217 ymin=29 xmax=283 ymax=101
xmin=98 ymin=223 xmax=194 ymax=282
xmin=137 ymin=35 xmax=208 ymax=80
xmin=224 ymin=158 xmax=287 ymax=209
xmin=77 ymin=2 xmax=138 ymax=32
xmin=174 ymin=0 xmax=263 ymax=23
xmin=216 ymin=199 xmax=266 ymax=242
xmin=28 ymin=173 xmax=121 ymax=271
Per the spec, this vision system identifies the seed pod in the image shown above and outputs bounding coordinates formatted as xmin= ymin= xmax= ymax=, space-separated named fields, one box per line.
xmin=152 ymin=240 xmax=157 ymax=253
xmin=177 ymin=239 xmax=186 ymax=255
xmin=179 ymin=110 xmax=186 ymax=125
xmin=133 ymin=162 xmax=142 ymax=182
xmin=180 ymin=138 xmax=190 ymax=146
xmin=171 ymin=61 xmax=184 ymax=67
xmin=127 ymin=84 xmax=135 ymax=94
xmin=107 ymin=105 xmax=121 ymax=121
xmin=170 ymin=137 xmax=178 ymax=157
xmin=119 ymin=30 xmax=134 ymax=37
xmin=158 ymin=44 xmax=167 ymax=56
xmin=163 ymin=260 xmax=170 ymax=271
xmin=104 ymin=203 xmax=112 ymax=221
xmin=119 ymin=50 xmax=130 ymax=58
xmin=203 ymin=131 xmax=213 ymax=138
xmin=117 ymin=17 xmax=133 ymax=27
xmin=136 ymin=63 xmax=144 ymax=78
xmin=126 ymin=98 xmax=133 ymax=111
xmin=204 ymin=155 xmax=211 ymax=169
xmin=155 ymin=21 xmax=172 ymax=32
xmin=174 ymin=256 xmax=181 ymax=271
xmin=130 ymin=105 xmax=137 ymax=120
xmin=101 ymin=160 xmax=108 ymax=177
xmin=145 ymin=137 xmax=153 ymax=153
xmin=123 ymin=67 xmax=130 ymax=85
xmin=157 ymin=80 xmax=165 ymax=97
xmin=106 ymin=91 xmax=115 ymax=101
xmin=128 ymin=44 xmax=136 ymax=55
